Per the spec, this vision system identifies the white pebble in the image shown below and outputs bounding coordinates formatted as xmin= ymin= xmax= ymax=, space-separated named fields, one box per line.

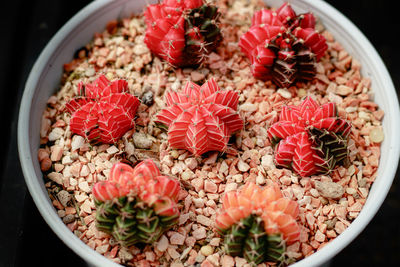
xmin=48 ymin=128 xmax=64 ymax=141
xmin=369 ymin=127 xmax=384 ymax=143
xmin=277 ymin=88 xmax=292 ymax=99
xmin=200 ymin=245 xmax=214 ymax=256
xmin=239 ymin=103 xmax=258 ymax=112
xmin=237 ymin=160 xmax=250 ymax=172
xmin=71 ymin=135 xmax=85 ymax=151
xmin=78 ymin=181 xmax=91 ymax=193
xmin=106 ymin=145 xmax=119 ymax=154
xmin=156 ymin=235 xmax=169 ymax=252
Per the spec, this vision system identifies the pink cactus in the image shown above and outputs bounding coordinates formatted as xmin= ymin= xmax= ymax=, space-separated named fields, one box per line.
xmin=156 ymin=78 xmax=244 ymax=156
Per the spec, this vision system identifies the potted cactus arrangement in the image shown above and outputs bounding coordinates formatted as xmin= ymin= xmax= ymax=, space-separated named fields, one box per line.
xmin=30 ymin=0 xmax=392 ymax=266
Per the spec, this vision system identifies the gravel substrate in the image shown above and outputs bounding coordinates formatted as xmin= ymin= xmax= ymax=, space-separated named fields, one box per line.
xmin=38 ymin=0 xmax=384 ymax=266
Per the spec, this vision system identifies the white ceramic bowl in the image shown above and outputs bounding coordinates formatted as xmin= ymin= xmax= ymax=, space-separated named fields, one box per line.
xmin=18 ymin=0 xmax=400 ymax=266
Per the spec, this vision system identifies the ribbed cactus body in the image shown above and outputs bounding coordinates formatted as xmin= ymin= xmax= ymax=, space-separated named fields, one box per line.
xmin=239 ymin=2 xmax=328 ymax=87
xmin=155 ymin=78 xmax=243 ymax=156
xmin=183 ymin=4 xmax=221 ymax=66
xmin=267 ymin=97 xmax=352 ymax=177
xmin=216 ymin=182 xmax=300 ymax=265
xmin=95 ymin=196 xmax=178 ymax=246
xmin=92 ymin=160 xmax=181 ymax=247
xmin=144 ymin=0 xmax=221 ymax=67
xmin=309 ymin=126 xmax=349 ymax=173
xmin=265 ymin=234 xmax=286 ymax=262
xmin=243 ymin=216 xmax=268 ymax=264
xmin=222 ymin=215 xmax=253 ymax=257
xmin=221 ymin=215 xmax=285 ymax=265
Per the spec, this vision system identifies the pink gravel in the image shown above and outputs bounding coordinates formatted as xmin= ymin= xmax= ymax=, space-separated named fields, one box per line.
xmin=37 ymin=0 xmax=384 ymax=266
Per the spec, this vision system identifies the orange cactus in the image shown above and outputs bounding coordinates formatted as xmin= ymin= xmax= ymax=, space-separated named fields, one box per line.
xmin=216 ymin=182 xmax=300 ymax=264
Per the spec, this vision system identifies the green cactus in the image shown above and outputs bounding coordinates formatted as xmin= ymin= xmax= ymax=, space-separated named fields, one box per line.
xmin=265 ymin=234 xmax=286 ymax=263
xmin=308 ymin=126 xmax=349 ymax=173
xmin=220 ymin=215 xmax=286 ymax=265
xmin=243 ymin=216 xmax=268 ymax=264
xmin=183 ymin=4 xmax=222 ymax=66
xmin=94 ymin=197 xmax=178 ymax=246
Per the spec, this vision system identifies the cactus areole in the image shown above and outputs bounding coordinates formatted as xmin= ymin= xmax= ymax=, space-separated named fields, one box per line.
xmin=92 ymin=160 xmax=181 ymax=246
xmin=65 ymin=74 xmax=140 ymax=144
xmin=144 ymin=0 xmax=222 ymax=67
xmin=215 ymin=182 xmax=300 ymax=265
xmin=155 ymin=78 xmax=244 ymax=156
xmin=239 ymin=2 xmax=328 ymax=88
xmin=267 ymin=96 xmax=352 ymax=177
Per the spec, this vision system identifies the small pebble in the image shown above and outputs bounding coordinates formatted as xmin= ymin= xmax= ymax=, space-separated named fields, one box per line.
xmin=221 ymin=255 xmax=235 ymax=267
xmin=336 ymin=85 xmax=353 ymax=96
xmin=204 ymin=180 xmax=217 ymax=193
xmin=314 ymin=181 xmax=344 ymax=199
xmin=78 ymin=181 xmax=90 ymax=193
xmin=141 ymin=90 xmax=154 ymax=106
xmin=170 ymin=150 xmax=179 ymax=159
xmin=181 ymin=170 xmax=194 ymax=180
xmin=197 ymin=215 xmax=213 ymax=227
xmin=71 ymin=135 xmax=85 ymax=151
xmin=48 ymin=127 xmax=64 ymax=141
xmin=297 ymin=88 xmax=307 ymax=98
xmin=170 ymin=232 xmax=185 ymax=245
xmin=133 ymin=132 xmax=153 ymax=149
xmin=191 ymin=71 xmax=206 ymax=82
xmin=219 ymin=161 xmax=229 ymax=175
xmin=57 ymin=190 xmax=71 ymax=207
xmin=50 ymin=145 xmax=63 ymax=162
xmin=185 ymin=157 xmax=198 ymax=170
xmin=145 ymin=251 xmax=155 ymax=262
xmin=133 ymin=44 xmax=149 ymax=55
xmin=118 ymin=248 xmax=133 ymax=262
xmin=40 ymin=158 xmax=52 ymax=172
xmin=106 ymin=145 xmax=119 ymax=154
xmin=47 ymin=172 xmax=63 ymax=185
xmin=209 ymin=238 xmax=220 ymax=246
xmin=369 ymin=127 xmax=384 ymax=143
xmin=237 ymin=160 xmax=250 ymax=172
xmin=277 ymin=88 xmax=292 ymax=99
xmin=200 ymin=245 xmax=214 ymax=256
xmin=62 ymin=214 xmax=75 ymax=224
xmin=192 ymin=226 xmax=207 ymax=240
xmin=239 ymin=103 xmax=257 ymax=112
xmin=206 ymin=253 xmax=220 ymax=266
xmin=346 ymin=188 xmax=357 ymax=195
xmin=156 ymin=235 xmax=169 ymax=252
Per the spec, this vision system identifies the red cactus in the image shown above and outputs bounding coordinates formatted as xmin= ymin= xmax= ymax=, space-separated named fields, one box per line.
xmin=267 ymin=96 xmax=352 ymax=177
xmin=239 ymin=2 xmax=328 ymax=87
xmin=144 ymin=0 xmax=221 ymax=67
xmin=65 ymin=75 xmax=140 ymax=144
xmin=156 ymin=78 xmax=243 ymax=156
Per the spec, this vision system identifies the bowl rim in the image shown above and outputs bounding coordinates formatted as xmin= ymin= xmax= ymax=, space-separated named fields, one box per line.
xmin=18 ymin=0 xmax=126 ymax=266
xmin=17 ymin=0 xmax=400 ymax=266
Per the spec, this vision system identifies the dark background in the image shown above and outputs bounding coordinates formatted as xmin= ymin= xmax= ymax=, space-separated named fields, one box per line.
xmin=0 ymin=0 xmax=399 ymax=266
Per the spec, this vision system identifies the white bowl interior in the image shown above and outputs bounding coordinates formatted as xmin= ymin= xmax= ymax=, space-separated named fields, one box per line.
xmin=18 ymin=0 xmax=400 ymax=266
